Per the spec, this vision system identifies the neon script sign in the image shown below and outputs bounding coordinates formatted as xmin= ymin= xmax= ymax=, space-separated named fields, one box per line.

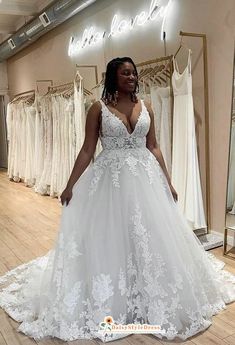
xmin=68 ymin=0 xmax=171 ymax=56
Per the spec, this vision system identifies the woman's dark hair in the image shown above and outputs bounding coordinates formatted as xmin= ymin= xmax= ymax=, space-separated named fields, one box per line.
xmin=102 ymin=57 xmax=139 ymax=105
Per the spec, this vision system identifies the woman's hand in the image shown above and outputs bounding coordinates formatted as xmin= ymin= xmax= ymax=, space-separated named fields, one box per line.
xmin=169 ymin=184 xmax=178 ymax=202
xmin=60 ymin=187 xmax=73 ymax=206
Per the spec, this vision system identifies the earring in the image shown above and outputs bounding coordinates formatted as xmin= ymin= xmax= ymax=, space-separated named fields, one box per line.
xmin=131 ymin=92 xmax=138 ymax=103
xmin=107 ymin=92 xmax=112 ymax=104
xmin=113 ymin=90 xmax=119 ymax=106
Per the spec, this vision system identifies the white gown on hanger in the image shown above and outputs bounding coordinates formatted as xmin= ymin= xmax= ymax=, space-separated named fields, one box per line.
xmin=1 ymin=99 xmax=235 ymax=343
xmin=6 ymin=103 xmax=15 ymax=180
xmin=171 ymin=50 xmax=207 ymax=230
xmin=35 ymin=95 xmax=53 ymax=195
xmin=74 ymin=74 xmax=86 ymax=157
xmin=24 ymin=102 xmax=37 ymax=187
xmin=150 ymin=86 xmax=172 ymax=175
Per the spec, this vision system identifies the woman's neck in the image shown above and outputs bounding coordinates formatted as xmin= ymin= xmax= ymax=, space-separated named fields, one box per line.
xmin=116 ymin=91 xmax=132 ymax=102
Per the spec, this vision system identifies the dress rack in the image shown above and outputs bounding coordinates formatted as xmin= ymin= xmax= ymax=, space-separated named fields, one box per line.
xmin=136 ymin=54 xmax=173 ymax=67
xmin=36 ymin=79 xmax=53 ymax=92
xmin=76 ymin=64 xmax=99 ymax=85
xmin=12 ymin=89 xmax=35 ymax=98
xmin=48 ymin=81 xmax=73 ymax=90
xmin=10 ymin=89 xmax=36 ymax=103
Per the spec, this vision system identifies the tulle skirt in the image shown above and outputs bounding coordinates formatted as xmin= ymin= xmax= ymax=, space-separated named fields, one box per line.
xmin=0 ymin=147 xmax=235 ymax=343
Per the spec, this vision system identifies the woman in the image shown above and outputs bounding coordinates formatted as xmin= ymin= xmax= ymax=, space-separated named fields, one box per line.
xmin=0 ymin=57 xmax=235 ymax=343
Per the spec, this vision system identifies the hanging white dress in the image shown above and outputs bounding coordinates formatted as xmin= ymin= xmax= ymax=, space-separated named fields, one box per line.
xmin=35 ymin=95 xmax=53 ymax=195
xmin=150 ymin=86 xmax=172 ymax=175
xmin=171 ymin=50 xmax=207 ymax=230
xmin=6 ymin=102 xmax=15 ymax=180
xmin=0 ymin=99 xmax=235 ymax=343
xmin=34 ymin=95 xmax=45 ymax=191
xmin=65 ymin=96 xmax=76 ymax=174
xmin=50 ymin=95 xmax=61 ymax=197
xmin=58 ymin=95 xmax=71 ymax=196
xmin=7 ymin=101 xmax=25 ymax=182
xmin=24 ymin=102 xmax=37 ymax=187
xmin=74 ymin=74 xmax=86 ymax=156
xmin=150 ymin=86 xmax=162 ymax=143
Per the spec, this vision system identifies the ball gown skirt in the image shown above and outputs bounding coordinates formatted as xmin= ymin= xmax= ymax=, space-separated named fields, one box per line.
xmin=0 ymin=100 xmax=235 ymax=343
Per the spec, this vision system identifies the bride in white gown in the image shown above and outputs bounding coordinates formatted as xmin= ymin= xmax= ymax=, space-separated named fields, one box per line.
xmin=1 ymin=57 xmax=235 ymax=343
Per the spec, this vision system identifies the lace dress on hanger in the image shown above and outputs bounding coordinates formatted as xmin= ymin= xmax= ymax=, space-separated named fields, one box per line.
xmin=0 ymin=99 xmax=235 ymax=343
xmin=35 ymin=95 xmax=53 ymax=195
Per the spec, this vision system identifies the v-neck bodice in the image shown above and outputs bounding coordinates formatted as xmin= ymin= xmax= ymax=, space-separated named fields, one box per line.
xmin=99 ymin=99 xmax=151 ymax=150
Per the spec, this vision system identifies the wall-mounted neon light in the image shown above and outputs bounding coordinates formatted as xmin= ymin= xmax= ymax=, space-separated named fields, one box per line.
xmin=68 ymin=0 xmax=171 ymax=57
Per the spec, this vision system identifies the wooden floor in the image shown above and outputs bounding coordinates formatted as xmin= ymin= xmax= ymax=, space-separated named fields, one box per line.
xmin=1 ymin=169 xmax=235 ymax=345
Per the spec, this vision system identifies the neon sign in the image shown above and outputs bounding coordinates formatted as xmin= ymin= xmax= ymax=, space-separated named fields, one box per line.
xmin=68 ymin=0 xmax=172 ymax=57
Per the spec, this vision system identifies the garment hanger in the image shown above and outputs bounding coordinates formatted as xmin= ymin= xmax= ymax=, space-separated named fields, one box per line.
xmin=138 ymin=63 xmax=151 ymax=79
xmin=174 ymin=35 xmax=191 ymax=58
xmin=10 ymin=90 xmax=35 ymax=104
xmin=143 ymin=63 xmax=164 ymax=81
xmin=91 ymin=72 xmax=105 ymax=91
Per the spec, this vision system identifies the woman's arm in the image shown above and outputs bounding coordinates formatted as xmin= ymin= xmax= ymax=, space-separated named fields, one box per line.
xmin=66 ymin=101 xmax=101 ymax=190
xmin=144 ymin=100 xmax=178 ymax=201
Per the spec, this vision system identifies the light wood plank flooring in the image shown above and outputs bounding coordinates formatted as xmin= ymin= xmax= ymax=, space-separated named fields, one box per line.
xmin=1 ymin=169 xmax=235 ymax=345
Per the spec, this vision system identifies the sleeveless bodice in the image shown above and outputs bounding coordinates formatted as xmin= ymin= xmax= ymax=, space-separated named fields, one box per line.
xmin=99 ymin=99 xmax=150 ymax=150
xmin=172 ymin=50 xmax=192 ymax=96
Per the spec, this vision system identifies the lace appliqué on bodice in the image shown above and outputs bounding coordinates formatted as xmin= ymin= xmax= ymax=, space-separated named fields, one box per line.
xmin=88 ymin=100 xmax=155 ymax=196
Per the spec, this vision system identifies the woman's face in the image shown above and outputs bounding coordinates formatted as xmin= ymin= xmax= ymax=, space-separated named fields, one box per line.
xmin=116 ymin=62 xmax=137 ymax=93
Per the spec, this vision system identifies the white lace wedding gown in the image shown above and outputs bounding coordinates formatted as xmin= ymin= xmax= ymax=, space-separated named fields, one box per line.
xmin=1 ymin=99 xmax=235 ymax=343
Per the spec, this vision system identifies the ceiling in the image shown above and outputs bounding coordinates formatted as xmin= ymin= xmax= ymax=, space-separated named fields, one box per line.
xmin=0 ymin=0 xmax=54 ymax=44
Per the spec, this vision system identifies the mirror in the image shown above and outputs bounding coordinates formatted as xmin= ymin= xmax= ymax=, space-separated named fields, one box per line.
xmin=226 ymin=56 xmax=235 ymax=232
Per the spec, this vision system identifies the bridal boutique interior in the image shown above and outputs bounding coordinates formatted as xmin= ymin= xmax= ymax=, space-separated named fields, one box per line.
xmin=0 ymin=0 xmax=235 ymax=344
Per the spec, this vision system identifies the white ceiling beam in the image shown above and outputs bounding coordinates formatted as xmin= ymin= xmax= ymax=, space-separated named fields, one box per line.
xmin=0 ymin=1 xmax=38 ymax=16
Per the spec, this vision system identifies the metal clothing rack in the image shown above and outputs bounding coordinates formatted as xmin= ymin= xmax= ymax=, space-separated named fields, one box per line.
xmin=48 ymin=81 xmax=73 ymax=90
xmin=36 ymin=79 xmax=53 ymax=92
xmin=12 ymin=89 xmax=35 ymax=98
xmin=136 ymin=54 xmax=173 ymax=67
xmin=76 ymin=64 xmax=99 ymax=85
xmin=10 ymin=89 xmax=36 ymax=103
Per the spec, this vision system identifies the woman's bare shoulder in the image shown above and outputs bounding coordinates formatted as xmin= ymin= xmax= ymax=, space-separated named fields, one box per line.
xmin=88 ymin=100 xmax=102 ymax=112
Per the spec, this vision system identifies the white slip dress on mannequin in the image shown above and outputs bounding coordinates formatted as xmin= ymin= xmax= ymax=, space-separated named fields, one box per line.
xmin=171 ymin=50 xmax=207 ymax=230
xmin=0 ymin=99 xmax=235 ymax=343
